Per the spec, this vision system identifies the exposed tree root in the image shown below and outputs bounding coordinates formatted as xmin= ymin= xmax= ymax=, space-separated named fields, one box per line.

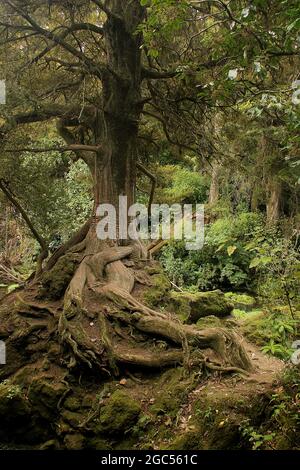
xmin=0 ymin=234 xmax=253 ymax=378
xmin=56 ymin=236 xmax=254 ymax=375
xmin=114 ymin=347 xmax=184 ymax=368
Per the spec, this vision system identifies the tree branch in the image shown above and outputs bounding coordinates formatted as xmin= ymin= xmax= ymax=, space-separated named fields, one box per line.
xmin=5 ymin=1 xmax=104 ymax=78
xmin=0 ymin=179 xmax=48 ymax=277
xmin=30 ymin=23 xmax=103 ymax=65
xmin=10 ymin=104 xmax=96 ymax=127
xmin=91 ymin=0 xmax=123 ymax=21
xmin=142 ymin=109 xmax=197 ymax=155
xmin=4 ymin=145 xmax=102 ymax=154
xmin=142 ymin=67 xmax=179 ymax=80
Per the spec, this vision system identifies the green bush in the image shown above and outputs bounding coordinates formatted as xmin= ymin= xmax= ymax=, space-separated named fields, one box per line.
xmin=160 ymin=212 xmax=263 ymax=291
xmin=154 ymin=165 xmax=210 ymax=205
xmin=160 ymin=212 xmax=300 ymax=310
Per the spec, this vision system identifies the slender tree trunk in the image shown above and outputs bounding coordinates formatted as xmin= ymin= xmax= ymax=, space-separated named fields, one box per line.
xmin=251 ymin=187 xmax=259 ymax=212
xmin=209 ymin=162 xmax=220 ymax=205
xmin=267 ymin=179 xmax=282 ymax=224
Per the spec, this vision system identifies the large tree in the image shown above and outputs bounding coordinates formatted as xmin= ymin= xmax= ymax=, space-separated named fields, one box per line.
xmin=4 ymin=0 xmax=298 ymax=377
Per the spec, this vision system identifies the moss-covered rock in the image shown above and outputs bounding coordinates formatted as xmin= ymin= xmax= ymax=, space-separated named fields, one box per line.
xmin=86 ymin=437 xmax=112 ymax=450
xmin=168 ymin=430 xmax=203 ymax=450
xmin=28 ymin=377 xmax=68 ymax=419
xmin=0 ymin=380 xmax=50 ymax=444
xmin=144 ymin=262 xmax=163 ymax=276
xmin=63 ymin=395 xmax=81 ymax=411
xmin=97 ymin=390 xmax=141 ymax=435
xmin=61 ymin=410 xmax=85 ymax=428
xmin=224 ymin=292 xmax=256 ymax=311
xmin=0 ymin=381 xmax=31 ymax=440
xmin=143 ymin=273 xmax=171 ymax=307
xmin=170 ymin=290 xmax=233 ymax=323
xmin=196 ymin=315 xmax=224 ymax=328
xmin=64 ymin=433 xmax=85 ymax=450
xmin=38 ymin=253 xmax=80 ymax=300
xmin=150 ymin=368 xmax=195 ymax=418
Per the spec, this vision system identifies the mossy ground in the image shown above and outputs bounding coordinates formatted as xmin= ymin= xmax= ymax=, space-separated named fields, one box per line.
xmin=143 ymin=272 xmax=172 ymax=308
xmin=38 ymin=253 xmax=80 ymax=300
xmin=0 ymin=343 xmax=297 ymax=450
xmin=0 ymin=260 xmax=297 ymax=450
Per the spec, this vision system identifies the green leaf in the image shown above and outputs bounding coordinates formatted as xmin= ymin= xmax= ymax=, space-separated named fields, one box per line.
xmin=216 ymin=243 xmax=225 ymax=253
xmin=249 ymin=257 xmax=261 ymax=269
xmin=227 ymin=245 xmax=237 ymax=256
xmin=244 ymin=241 xmax=256 ymax=251
xmin=148 ymin=48 xmax=159 ymax=58
xmin=260 ymin=256 xmax=272 ymax=265
xmin=264 ymin=435 xmax=275 ymax=442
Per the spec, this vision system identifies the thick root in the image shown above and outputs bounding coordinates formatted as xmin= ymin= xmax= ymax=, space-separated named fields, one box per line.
xmin=57 ymin=238 xmax=254 ymax=375
xmin=114 ymin=346 xmax=184 ymax=368
xmin=107 ymin=310 xmax=253 ymax=372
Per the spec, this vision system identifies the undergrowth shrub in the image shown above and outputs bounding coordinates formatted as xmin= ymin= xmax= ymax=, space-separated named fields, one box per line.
xmin=160 ymin=212 xmax=263 ymax=291
xmin=160 ymin=211 xmax=300 ymax=309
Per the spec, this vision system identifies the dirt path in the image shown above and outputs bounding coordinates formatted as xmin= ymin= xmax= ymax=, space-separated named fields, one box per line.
xmin=142 ymin=339 xmax=287 ymax=450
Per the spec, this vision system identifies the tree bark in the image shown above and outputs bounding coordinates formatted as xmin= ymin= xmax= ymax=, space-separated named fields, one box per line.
xmin=92 ymin=1 xmax=145 ymax=219
xmin=267 ymin=179 xmax=282 ymax=224
xmin=209 ymin=162 xmax=220 ymax=205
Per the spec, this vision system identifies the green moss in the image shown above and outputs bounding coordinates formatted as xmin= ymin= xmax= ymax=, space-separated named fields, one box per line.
xmin=168 ymin=431 xmax=202 ymax=450
xmin=207 ymin=421 xmax=245 ymax=450
xmin=170 ymin=290 xmax=233 ymax=323
xmin=61 ymin=410 xmax=85 ymax=428
xmin=167 ymin=387 xmax=253 ymax=450
xmin=145 ymin=264 xmax=162 ymax=275
xmin=64 ymin=433 xmax=85 ymax=450
xmin=38 ymin=253 xmax=79 ymax=300
xmin=115 ymin=437 xmax=139 ymax=450
xmin=0 ymin=381 xmax=29 ymax=417
xmin=232 ymin=308 xmax=247 ymax=319
xmin=196 ymin=315 xmax=224 ymax=328
xmin=64 ymin=395 xmax=81 ymax=411
xmin=150 ymin=368 xmax=195 ymax=418
xmin=28 ymin=378 xmax=68 ymax=419
xmin=143 ymin=273 xmax=171 ymax=307
xmin=239 ymin=310 xmax=275 ymax=345
xmin=225 ymin=292 xmax=255 ymax=305
xmin=0 ymin=381 xmax=33 ymax=442
xmin=86 ymin=437 xmax=112 ymax=450
xmin=224 ymin=292 xmax=256 ymax=314
xmin=97 ymin=390 xmax=141 ymax=435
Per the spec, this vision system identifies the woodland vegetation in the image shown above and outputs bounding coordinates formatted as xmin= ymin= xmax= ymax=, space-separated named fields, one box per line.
xmin=0 ymin=0 xmax=299 ymax=451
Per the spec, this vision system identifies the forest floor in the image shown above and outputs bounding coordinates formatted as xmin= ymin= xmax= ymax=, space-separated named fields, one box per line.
xmin=0 ymin=263 xmax=298 ymax=451
xmin=107 ymin=338 xmax=286 ymax=450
